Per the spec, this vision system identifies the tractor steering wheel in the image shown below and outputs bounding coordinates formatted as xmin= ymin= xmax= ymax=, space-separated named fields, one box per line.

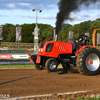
xmin=76 ymin=35 xmax=89 ymax=46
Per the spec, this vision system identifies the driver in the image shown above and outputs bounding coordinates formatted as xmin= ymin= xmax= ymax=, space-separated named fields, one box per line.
xmin=76 ymin=37 xmax=84 ymax=46
xmin=76 ymin=35 xmax=89 ymax=46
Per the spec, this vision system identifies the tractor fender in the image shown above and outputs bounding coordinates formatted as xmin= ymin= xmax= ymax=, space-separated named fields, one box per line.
xmin=75 ymin=46 xmax=97 ymax=56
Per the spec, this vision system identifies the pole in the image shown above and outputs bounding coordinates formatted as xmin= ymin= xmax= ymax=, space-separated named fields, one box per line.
xmin=18 ymin=40 xmax=19 ymax=50
xmin=36 ymin=10 xmax=38 ymax=28
xmin=32 ymin=9 xmax=41 ymax=54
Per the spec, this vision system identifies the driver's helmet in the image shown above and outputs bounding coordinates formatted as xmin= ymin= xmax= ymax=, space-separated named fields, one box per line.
xmin=78 ymin=37 xmax=83 ymax=42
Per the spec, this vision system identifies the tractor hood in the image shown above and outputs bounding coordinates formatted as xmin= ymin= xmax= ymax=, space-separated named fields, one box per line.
xmin=39 ymin=41 xmax=72 ymax=58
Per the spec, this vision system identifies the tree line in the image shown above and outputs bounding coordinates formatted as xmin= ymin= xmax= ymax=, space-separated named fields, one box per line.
xmin=1 ymin=18 xmax=100 ymax=45
xmin=1 ymin=23 xmax=54 ymax=43
xmin=58 ymin=18 xmax=100 ymax=45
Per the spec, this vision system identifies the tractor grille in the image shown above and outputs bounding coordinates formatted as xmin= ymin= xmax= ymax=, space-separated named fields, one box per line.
xmin=46 ymin=43 xmax=54 ymax=52
xmin=57 ymin=44 xmax=67 ymax=52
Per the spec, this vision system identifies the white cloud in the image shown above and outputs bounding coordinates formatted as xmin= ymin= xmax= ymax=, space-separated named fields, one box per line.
xmin=0 ymin=0 xmax=100 ymax=26
xmin=39 ymin=15 xmax=55 ymax=20
xmin=0 ymin=14 xmax=10 ymax=17
xmin=18 ymin=15 xmax=55 ymax=20
xmin=18 ymin=15 xmax=35 ymax=18
xmin=71 ymin=21 xmax=81 ymax=26
xmin=19 ymin=3 xmax=30 ymax=6
xmin=51 ymin=24 xmax=56 ymax=27
xmin=70 ymin=15 xmax=78 ymax=19
xmin=0 ymin=0 xmax=58 ymax=10
xmin=7 ymin=3 xmax=16 ymax=9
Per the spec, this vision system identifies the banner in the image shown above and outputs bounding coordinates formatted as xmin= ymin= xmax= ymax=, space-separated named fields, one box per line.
xmin=0 ymin=55 xmax=12 ymax=59
xmin=12 ymin=54 xmax=29 ymax=59
xmin=69 ymin=32 xmax=74 ymax=42
xmin=16 ymin=27 xmax=21 ymax=41
xmin=97 ymin=33 xmax=100 ymax=44
xmin=0 ymin=26 xmax=3 ymax=40
xmin=85 ymin=33 xmax=89 ymax=37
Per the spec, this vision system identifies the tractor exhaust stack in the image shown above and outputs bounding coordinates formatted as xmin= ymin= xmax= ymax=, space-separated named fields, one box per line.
xmin=55 ymin=34 xmax=58 ymax=41
xmin=54 ymin=30 xmax=58 ymax=41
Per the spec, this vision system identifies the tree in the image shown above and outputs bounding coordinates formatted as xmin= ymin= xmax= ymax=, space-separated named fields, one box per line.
xmin=38 ymin=24 xmax=54 ymax=43
xmin=2 ymin=24 xmax=15 ymax=42
xmin=21 ymin=24 xmax=35 ymax=43
xmin=6 ymin=25 xmax=16 ymax=42
xmin=58 ymin=24 xmax=73 ymax=42
xmin=1 ymin=17 xmax=100 ymax=45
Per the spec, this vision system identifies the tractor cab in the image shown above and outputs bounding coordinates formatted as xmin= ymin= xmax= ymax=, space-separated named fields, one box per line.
xmin=69 ymin=34 xmax=89 ymax=53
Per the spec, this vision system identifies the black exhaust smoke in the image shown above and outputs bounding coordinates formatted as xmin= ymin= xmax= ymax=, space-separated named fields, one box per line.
xmin=55 ymin=0 xmax=100 ymax=35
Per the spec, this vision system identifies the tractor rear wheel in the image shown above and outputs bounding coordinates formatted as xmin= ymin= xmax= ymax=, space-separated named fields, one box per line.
xmin=45 ymin=58 xmax=58 ymax=72
xmin=76 ymin=48 xmax=100 ymax=75
xmin=34 ymin=64 xmax=44 ymax=70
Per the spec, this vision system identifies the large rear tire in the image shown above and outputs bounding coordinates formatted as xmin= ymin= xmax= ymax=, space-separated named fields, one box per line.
xmin=45 ymin=58 xmax=58 ymax=72
xmin=34 ymin=64 xmax=44 ymax=70
xmin=76 ymin=48 xmax=100 ymax=75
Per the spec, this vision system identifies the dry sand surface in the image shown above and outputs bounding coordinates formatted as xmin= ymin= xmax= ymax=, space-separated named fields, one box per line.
xmin=0 ymin=67 xmax=100 ymax=100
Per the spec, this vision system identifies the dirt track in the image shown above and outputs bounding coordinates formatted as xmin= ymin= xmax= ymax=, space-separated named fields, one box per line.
xmin=0 ymin=67 xmax=100 ymax=99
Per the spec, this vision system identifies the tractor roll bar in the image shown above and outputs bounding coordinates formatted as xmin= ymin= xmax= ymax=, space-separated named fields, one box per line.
xmin=92 ymin=28 xmax=100 ymax=47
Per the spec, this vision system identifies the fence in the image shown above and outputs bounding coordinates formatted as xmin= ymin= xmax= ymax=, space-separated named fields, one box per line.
xmin=0 ymin=42 xmax=35 ymax=54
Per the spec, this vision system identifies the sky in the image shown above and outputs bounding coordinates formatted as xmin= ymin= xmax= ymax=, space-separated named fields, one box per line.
xmin=0 ymin=0 xmax=100 ymax=27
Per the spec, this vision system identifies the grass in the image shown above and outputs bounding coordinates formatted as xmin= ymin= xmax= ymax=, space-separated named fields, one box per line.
xmin=0 ymin=63 xmax=62 ymax=68
xmin=0 ymin=64 xmax=34 ymax=68
xmin=8 ymin=58 xmax=30 ymax=60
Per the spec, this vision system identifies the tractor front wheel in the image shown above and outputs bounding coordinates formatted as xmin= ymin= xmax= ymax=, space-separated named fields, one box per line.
xmin=45 ymin=58 xmax=58 ymax=72
xmin=76 ymin=48 xmax=100 ymax=75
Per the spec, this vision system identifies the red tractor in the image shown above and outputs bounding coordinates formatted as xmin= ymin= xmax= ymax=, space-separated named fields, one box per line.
xmin=30 ymin=29 xmax=100 ymax=75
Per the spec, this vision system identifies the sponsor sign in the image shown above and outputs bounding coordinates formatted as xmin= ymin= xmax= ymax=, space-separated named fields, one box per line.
xmin=97 ymin=33 xmax=100 ymax=44
xmin=0 ymin=26 xmax=3 ymax=40
xmin=0 ymin=55 xmax=12 ymax=59
xmin=85 ymin=33 xmax=89 ymax=37
xmin=12 ymin=54 xmax=29 ymax=59
xmin=69 ymin=32 xmax=74 ymax=42
xmin=16 ymin=27 xmax=21 ymax=41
